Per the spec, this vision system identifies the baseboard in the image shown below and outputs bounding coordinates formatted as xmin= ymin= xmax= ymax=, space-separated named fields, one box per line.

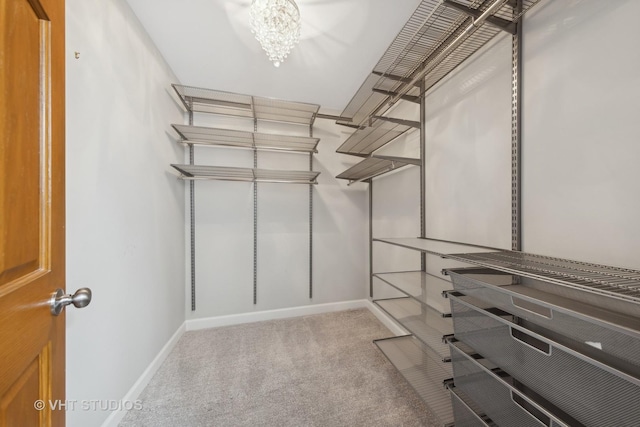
xmin=100 ymin=322 xmax=186 ymax=427
xmin=364 ymin=300 xmax=408 ymax=336
xmin=185 ymin=299 xmax=370 ymax=331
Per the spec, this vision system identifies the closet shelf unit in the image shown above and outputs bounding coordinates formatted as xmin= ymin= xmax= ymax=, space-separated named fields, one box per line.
xmin=332 ymin=0 xmax=543 ymax=424
xmin=171 ymin=84 xmax=321 ymax=309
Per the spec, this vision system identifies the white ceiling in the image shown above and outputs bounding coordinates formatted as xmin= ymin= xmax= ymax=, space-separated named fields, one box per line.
xmin=125 ymin=0 xmax=421 ymax=112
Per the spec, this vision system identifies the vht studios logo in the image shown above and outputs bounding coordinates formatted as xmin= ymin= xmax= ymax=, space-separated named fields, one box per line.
xmin=34 ymin=400 xmax=143 ymax=411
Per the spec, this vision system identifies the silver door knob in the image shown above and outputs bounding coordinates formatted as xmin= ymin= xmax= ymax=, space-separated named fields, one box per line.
xmin=50 ymin=288 xmax=92 ymax=316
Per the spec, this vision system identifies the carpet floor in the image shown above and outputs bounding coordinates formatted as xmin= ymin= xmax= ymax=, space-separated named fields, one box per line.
xmin=119 ymin=308 xmax=438 ymax=426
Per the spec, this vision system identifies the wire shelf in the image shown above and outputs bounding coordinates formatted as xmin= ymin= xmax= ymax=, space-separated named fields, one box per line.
xmin=375 ymin=335 xmax=454 ymax=426
xmin=374 ymin=271 xmax=453 ymax=315
xmin=374 ymin=297 xmax=453 ymax=361
xmin=340 ymin=0 xmax=541 ymax=127
xmin=448 ymin=251 xmax=640 ymax=304
xmin=336 ymin=119 xmax=416 ymax=157
xmin=170 ymin=164 xmax=319 ymax=184
xmin=336 ymin=157 xmax=418 ymax=184
xmin=374 ymin=238 xmax=640 ymax=305
xmin=172 ymin=124 xmax=319 ymax=153
xmin=374 ymin=237 xmax=500 ymax=256
xmin=172 ymin=84 xmax=320 ymax=127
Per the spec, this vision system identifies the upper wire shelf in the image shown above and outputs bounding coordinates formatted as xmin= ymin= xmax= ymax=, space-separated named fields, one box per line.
xmin=339 ymin=0 xmax=541 ymax=127
xmin=171 ymin=164 xmax=319 ymax=185
xmin=172 ymin=124 xmax=319 ymax=154
xmin=374 ymin=237 xmax=640 ymax=305
xmin=172 ymin=84 xmax=320 ymax=127
xmin=336 ymin=119 xmax=417 ymax=157
xmin=336 ymin=156 xmax=419 ymax=185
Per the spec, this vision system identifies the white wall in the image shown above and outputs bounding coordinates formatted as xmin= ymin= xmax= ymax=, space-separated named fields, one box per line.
xmin=522 ymin=0 xmax=640 ymax=269
xmin=65 ymin=1 xmax=185 ymax=426
xmin=184 ymin=114 xmax=368 ymax=319
xmin=373 ymin=0 xmax=640 ymax=276
xmin=423 ymin=34 xmax=513 ymax=250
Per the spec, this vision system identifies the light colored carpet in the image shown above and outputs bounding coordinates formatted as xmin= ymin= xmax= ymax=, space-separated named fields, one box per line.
xmin=119 ymin=308 xmax=438 ymax=426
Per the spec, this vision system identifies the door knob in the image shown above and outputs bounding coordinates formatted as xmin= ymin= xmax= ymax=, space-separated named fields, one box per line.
xmin=50 ymin=288 xmax=92 ymax=316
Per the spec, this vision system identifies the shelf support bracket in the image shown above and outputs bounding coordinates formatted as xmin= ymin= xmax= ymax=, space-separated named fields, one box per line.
xmin=442 ymin=0 xmax=517 ymax=34
xmin=372 ymin=88 xmax=421 ymax=104
xmin=371 ymin=115 xmax=420 ymax=129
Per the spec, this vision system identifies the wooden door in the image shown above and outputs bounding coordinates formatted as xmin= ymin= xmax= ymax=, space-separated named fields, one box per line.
xmin=0 ymin=0 xmax=66 ymax=425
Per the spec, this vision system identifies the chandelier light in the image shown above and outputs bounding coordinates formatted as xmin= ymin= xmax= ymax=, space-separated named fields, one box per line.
xmin=250 ymin=0 xmax=301 ymax=67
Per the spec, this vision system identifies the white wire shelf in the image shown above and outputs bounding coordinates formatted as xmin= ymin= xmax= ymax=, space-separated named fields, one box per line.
xmin=172 ymin=84 xmax=320 ymax=127
xmin=172 ymin=124 xmax=319 ymax=154
xmin=336 ymin=156 xmax=419 ymax=184
xmin=374 ymin=271 xmax=453 ymax=315
xmin=374 ymin=297 xmax=454 ymax=361
xmin=170 ymin=164 xmax=319 ymax=184
xmin=339 ymin=0 xmax=541 ymax=127
xmin=375 ymin=335 xmax=454 ymax=426
xmin=336 ymin=119 xmax=416 ymax=157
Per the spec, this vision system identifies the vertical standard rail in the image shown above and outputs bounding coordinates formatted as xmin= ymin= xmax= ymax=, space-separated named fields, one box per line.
xmin=419 ymin=79 xmax=427 ymax=272
xmin=189 ymin=109 xmax=196 ymax=311
xmin=369 ymin=181 xmax=373 ymax=298
xmin=511 ymin=0 xmax=523 ymax=251
xmin=253 ymin=118 xmax=258 ymax=304
xmin=309 ymin=124 xmax=314 ymax=299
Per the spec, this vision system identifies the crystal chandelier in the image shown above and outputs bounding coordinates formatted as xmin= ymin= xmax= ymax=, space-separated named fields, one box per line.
xmin=250 ymin=0 xmax=301 ymax=67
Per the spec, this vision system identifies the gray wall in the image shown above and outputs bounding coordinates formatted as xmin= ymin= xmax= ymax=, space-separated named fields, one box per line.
xmin=65 ymin=1 xmax=185 ymax=426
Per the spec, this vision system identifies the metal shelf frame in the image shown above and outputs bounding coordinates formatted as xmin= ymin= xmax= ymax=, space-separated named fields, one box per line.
xmin=336 ymin=156 xmax=420 ymax=185
xmin=338 ymin=0 xmax=541 ymax=129
xmin=374 ymin=335 xmax=454 ymax=426
xmin=374 ymin=297 xmax=454 ymax=361
xmin=172 ymin=124 xmax=319 ymax=154
xmin=172 ymin=84 xmax=320 ymax=127
xmin=171 ymin=164 xmax=319 ymax=185
xmin=373 ymin=270 xmax=454 ymax=316
xmin=173 ymin=85 xmax=320 ymax=308
xmin=374 ymin=237 xmax=640 ymax=305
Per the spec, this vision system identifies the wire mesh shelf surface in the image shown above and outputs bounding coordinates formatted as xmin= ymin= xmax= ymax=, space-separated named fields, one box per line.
xmin=374 ymin=297 xmax=453 ymax=361
xmin=336 ymin=157 xmax=418 ymax=183
xmin=340 ymin=0 xmax=541 ymax=127
xmin=448 ymin=251 xmax=640 ymax=304
xmin=374 ymin=271 xmax=453 ymax=315
xmin=172 ymin=124 xmax=319 ymax=153
xmin=171 ymin=164 xmax=319 ymax=184
xmin=375 ymin=335 xmax=454 ymax=426
xmin=375 ymin=237 xmax=640 ymax=304
xmin=172 ymin=84 xmax=320 ymax=126
xmin=336 ymin=119 xmax=416 ymax=157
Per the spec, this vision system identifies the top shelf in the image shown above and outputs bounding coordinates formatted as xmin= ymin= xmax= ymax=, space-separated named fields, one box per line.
xmin=172 ymin=84 xmax=320 ymax=127
xmin=339 ymin=0 xmax=541 ymax=127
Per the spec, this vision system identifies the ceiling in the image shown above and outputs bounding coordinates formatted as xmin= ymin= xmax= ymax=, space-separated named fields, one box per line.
xmin=125 ymin=0 xmax=422 ymax=112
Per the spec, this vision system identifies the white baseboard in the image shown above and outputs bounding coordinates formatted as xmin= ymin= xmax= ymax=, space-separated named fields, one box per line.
xmin=185 ymin=299 xmax=370 ymax=331
xmin=100 ymin=322 xmax=186 ymax=427
xmin=363 ymin=300 xmax=408 ymax=336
